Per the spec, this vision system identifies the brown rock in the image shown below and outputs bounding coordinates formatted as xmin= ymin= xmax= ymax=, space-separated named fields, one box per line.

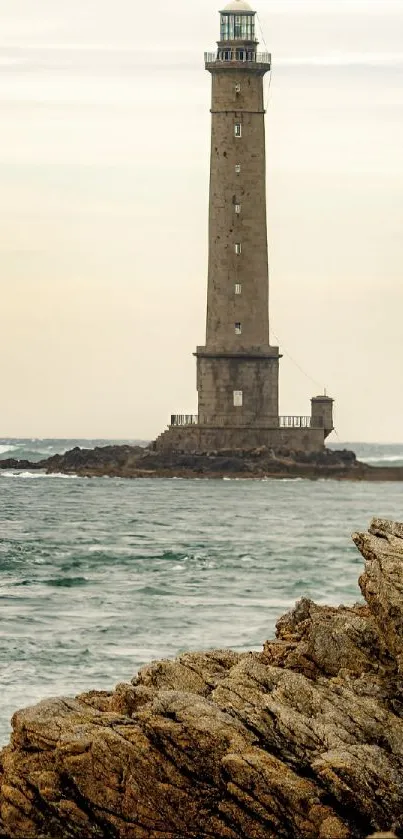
xmin=353 ymin=520 xmax=403 ymax=674
xmin=2 ymin=519 xmax=403 ymax=838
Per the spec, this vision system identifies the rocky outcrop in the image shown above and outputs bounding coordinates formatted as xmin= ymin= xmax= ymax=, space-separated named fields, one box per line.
xmin=1 ymin=443 xmax=403 ymax=480
xmin=0 ymin=445 xmax=146 ymax=475
xmin=2 ymin=518 xmax=403 ymax=838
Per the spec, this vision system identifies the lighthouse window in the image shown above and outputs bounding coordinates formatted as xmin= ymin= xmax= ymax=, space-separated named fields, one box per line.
xmin=233 ymin=390 xmax=243 ymax=407
xmin=234 ymin=123 xmax=242 ymax=138
xmin=235 ymin=164 xmax=241 ymax=174
xmin=235 ymin=283 xmax=242 ymax=295
xmin=235 ymin=203 xmax=241 ymax=214
xmin=235 ymin=322 xmax=242 ymax=334
xmin=235 ymin=243 xmax=242 ymax=254
xmin=220 ymin=13 xmax=255 ymax=42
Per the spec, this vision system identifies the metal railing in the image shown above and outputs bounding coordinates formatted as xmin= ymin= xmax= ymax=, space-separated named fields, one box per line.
xmin=279 ymin=416 xmax=312 ymax=429
xmin=204 ymin=51 xmax=271 ymax=64
xmin=171 ymin=415 xmax=315 ymax=429
xmin=171 ymin=415 xmax=199 ymax=427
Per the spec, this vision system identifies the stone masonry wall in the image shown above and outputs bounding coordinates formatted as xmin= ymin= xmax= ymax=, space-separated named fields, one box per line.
xmin=197 ymin=354 xmax=279 ymax=426
xmin=204 ymin=68 xmax=270 ymax=350
xmin=155 ymin=425 xmax=325 ymax=454
xmin=196 ymin=62 xmax=279 ymax=432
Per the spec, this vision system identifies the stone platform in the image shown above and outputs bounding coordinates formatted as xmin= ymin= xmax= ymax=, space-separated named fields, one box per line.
xmin=153 ymin=423 xmax=327 ymax=454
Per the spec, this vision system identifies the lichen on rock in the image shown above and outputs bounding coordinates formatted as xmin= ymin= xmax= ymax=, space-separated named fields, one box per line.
xmin=1 ymin=518 xmax=403 ymax=838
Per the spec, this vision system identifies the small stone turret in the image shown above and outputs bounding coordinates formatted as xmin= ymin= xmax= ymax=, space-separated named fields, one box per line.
xmin=311 ymin=395 xmax=334 ymax=439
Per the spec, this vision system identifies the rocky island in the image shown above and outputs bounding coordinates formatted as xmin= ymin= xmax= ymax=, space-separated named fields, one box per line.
xmin=1 ymin=442 xmax=403 ymax=480
xmin=1 ymin=517 xmax=403 ymax=838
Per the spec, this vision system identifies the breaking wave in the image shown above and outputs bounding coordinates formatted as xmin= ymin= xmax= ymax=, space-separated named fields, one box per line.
xmin=0 ymin=471 xmax=78 ymax=479
xmin=361 ymin=455 xmax=403 ymax=463
xmin=0 ymin=444 xmax=17 ymax=455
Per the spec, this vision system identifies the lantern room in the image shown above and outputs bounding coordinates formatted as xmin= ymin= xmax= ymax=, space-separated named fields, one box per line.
xmin=219 ymin=0 xmax=256 ymax=43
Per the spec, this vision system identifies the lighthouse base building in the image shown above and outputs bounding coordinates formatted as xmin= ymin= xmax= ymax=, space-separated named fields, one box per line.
xmin=155 ymin=399 xmax=334 ymax=455
xmin=155 ymin=0 xmax=333 ymax=455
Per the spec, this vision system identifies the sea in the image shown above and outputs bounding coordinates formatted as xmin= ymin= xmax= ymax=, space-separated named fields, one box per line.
xmin=1 ymin=438 xmax=403 ymax=746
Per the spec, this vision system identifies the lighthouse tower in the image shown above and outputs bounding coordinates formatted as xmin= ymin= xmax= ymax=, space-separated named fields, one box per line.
xmin=196 ymin=0 xmax=280 ymax=430
xmin=155 ymin=1 xmax=334 ymax=453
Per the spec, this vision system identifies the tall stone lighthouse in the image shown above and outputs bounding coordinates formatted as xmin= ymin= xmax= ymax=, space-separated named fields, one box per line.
xmin=155 ymin=0 xmax=334 ymax=454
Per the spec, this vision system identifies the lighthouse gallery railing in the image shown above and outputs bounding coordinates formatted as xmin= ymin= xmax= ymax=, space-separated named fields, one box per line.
xmin=204 ymin=51 xmax=271 ymax=64
xmin=171 ymin=415 xmax=312 ymax=428
xmin=279 ymin=416 xmax=312 ymax=429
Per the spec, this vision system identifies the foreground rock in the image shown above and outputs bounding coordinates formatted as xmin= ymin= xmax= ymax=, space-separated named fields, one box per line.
xmin=2 ymin=519 xmax=403 ymax=838
xmin=1 ymin=443 xmax=403 ymax=480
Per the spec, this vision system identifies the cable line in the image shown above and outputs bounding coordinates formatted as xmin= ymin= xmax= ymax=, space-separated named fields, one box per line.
xmin=256 ymin=12 xmax=274 ymax=110
xmin=257 ymin=12 xmax=331 ymax=401
xmin=271 ymin=326 xmax=326 ymax=394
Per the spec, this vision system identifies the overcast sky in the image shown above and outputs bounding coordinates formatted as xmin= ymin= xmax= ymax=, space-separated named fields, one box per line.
xmin=0 ymin=0 xmax=402 ymax=442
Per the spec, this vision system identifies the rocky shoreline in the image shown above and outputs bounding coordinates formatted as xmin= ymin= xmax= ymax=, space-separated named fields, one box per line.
xmin=1 ymin=443 xmax=403 ymax=480
xmin=2 ymin=517 xmax=403 ymax=837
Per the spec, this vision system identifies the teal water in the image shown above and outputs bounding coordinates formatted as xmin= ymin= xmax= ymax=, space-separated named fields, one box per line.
xmin=1 ymin=439 xmax=403 ymax=745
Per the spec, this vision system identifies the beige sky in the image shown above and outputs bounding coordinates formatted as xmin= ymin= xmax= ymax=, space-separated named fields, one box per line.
xmin=0 ymin=0 xmax=402 ymax=441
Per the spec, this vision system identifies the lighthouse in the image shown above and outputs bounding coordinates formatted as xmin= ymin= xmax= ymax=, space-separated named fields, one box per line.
xmin=196 ymin=0 xmax=280 ymax=431
xmin=155 ymin=0 xmax=334 ymax=453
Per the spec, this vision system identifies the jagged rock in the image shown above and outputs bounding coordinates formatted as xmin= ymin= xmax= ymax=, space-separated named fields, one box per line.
xmin=0 ymin=458 xmax=41 ymax=470
xmin=1 ymin=519 xmax=403 ymax=838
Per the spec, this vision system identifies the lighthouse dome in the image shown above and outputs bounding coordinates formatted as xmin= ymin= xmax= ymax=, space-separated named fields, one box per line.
xmin=222 ymin=0 xmax=254 ymax=12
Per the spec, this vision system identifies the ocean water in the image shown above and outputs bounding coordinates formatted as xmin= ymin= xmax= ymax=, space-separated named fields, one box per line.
xmin=1 ymin=439 xmax=403 ymax=746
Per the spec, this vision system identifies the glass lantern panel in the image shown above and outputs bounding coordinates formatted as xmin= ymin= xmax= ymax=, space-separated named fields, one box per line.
xmin=220 ymin=13 xmax=255 ymax=42
xmin=220 ymin=14 xmax=229 ymax=40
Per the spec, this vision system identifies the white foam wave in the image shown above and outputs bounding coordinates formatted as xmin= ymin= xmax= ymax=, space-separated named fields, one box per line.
xmin=274 ymin=477 xmax=304 ymax=482
xmin=0 ymin=471 xmax=78 ymax=479
xmin=0 ymin=444 xmax=17 ymax=455
xmin=362 ymin=455 xmax=403 ymax=463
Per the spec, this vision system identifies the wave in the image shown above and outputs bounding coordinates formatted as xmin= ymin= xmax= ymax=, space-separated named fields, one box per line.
xmin=362 ymin=455 xmax=403 ymax=463
xmin=272 ymin=477 xmax=304 ymax=482
xmin=44 ymin=576 xmax=88 ymax=588
xmin=0 ymin=471 xmax=78 ymax=479
xmin=0 ymin=444 xmax=17 ymax=455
